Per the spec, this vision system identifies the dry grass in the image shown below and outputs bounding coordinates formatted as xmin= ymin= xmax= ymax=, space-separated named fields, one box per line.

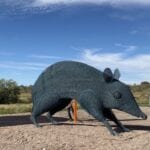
xmin=0 ymin=104 xmax=32 ymax=114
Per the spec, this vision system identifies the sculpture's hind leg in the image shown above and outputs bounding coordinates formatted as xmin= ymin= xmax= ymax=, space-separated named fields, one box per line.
xmin=67 ymin=106 xmax=73 ymax=121
xmin=30 ymin=114 xmax=41 ymax=127
xmin=31 ymin=93 xmax=60 ymax=127
xmin=46 ymin=112 xmax=58 ymax=124
xmin=30 ymin=103 xmax=43 ymax=127
xmin=78 ymin=89 xmax=118 ymax=136
xmin=30 ymin=105 xmax=40 ymax=127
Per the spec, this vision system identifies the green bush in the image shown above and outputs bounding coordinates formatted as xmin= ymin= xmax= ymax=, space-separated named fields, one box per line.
xmin=0 ymin=79 xmax=20 ymax=104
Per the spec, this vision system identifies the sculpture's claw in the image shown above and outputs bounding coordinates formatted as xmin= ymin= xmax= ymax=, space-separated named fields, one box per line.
xmin=112 ymin=130 xmax=119 ymax=136
xmin=122 ymin=127 xmax=130 ymax=132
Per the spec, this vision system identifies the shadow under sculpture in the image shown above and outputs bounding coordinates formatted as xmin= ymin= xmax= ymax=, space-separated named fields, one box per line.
xmin=46 ymin=100 xmax=74 ymax=123
xmin=31 ymin=61 xmax=147 ymax=136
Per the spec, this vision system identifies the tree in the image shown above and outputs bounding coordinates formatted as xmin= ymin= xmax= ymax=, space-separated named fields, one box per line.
xmin=141 ymin=81 xmax=150 ymax=85
xmin=0 ymin=79 xmax=20 ymax=104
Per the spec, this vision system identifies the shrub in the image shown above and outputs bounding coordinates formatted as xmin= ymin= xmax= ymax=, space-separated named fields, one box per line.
xmin=0 ymin=79 xmax=20 ymax=104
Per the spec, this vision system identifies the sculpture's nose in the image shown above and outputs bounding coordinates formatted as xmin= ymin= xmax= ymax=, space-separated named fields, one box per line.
xmin=140 ymin=112 xmax=147 ymax=120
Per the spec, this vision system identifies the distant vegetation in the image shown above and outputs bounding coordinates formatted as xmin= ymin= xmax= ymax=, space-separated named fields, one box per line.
xmin=0 ymin=79 xmax=20 ymax=104
xmin=0 ymin=104 xmax=32 ymax=114
xmin=0 ymin=79 xmax=32 ymax=114
xmin=19 ymin=85 xmax=32 ymax=104
xmin=130 ymin=81 xmax=150 ymax=106
xmin=0 ymin=79 xmax=149 ymax=114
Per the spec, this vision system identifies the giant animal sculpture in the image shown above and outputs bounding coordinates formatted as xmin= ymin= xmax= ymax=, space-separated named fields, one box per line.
xmin=31 ymin=61 xmax=147 ymax=135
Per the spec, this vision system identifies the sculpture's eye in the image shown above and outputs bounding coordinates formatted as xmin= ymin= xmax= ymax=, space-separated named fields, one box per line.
xmin=113 ymin=91 xmax=122 ymax=100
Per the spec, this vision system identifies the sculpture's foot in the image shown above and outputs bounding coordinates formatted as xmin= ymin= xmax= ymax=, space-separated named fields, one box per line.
xmin=111 ymin=130 xmax=119 ymax=136
xmin=121 ymin=127 xmax=130 ymax=132
xmin=30 ymin=116 xmax=41 ymax=127
xmin=35 ymin=124 xmax=42 ymax=128
xmin=46 ymin=113 xmax=59 ymax=125
xmin=50 ymin=120 xmax=59 ymax=125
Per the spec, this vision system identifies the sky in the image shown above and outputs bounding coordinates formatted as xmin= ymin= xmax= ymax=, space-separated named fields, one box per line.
xmin=0 ymin=0 xmax=150 ymax=85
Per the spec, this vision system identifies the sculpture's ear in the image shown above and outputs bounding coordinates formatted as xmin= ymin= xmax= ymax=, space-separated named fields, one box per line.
xmin=113 ymin=68 xmax=121 ymax=80
xmin=103 ymin=68 xmax=113 ymax=82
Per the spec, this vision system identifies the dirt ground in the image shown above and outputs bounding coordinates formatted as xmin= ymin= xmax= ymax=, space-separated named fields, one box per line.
xmin=0 ymin=107 xmax=150 ymax=150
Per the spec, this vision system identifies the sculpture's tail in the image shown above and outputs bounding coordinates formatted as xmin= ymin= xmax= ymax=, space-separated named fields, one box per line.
xmin=31 ymin=86 xmax=37 ymax=106
xmin=31 ymin=90 xmax=36 ymax=113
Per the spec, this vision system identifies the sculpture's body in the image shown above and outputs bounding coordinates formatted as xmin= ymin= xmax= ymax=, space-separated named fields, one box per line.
xmin=31 ymin=61 xmax=147 ymax=135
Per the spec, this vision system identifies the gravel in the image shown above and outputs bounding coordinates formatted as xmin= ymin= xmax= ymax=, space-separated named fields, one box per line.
xmin=0 ymin=107 xmax=150 ymax=150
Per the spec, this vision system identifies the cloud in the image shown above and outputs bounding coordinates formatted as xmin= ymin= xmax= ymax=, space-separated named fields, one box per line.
xmin=78 ymin=49 xmax=150 ymax=84
xmin=32 ymin=0 xmax=150 ymax=7
xmin=0 ymin=61 xmax=49 ymax=70
xmin=29 ymin=54 xmax=62 ymax=59
xmin=1 ymin=0 xmax=150 ymax=16
xmin=0 ymin=54 xmax=62 ymax=72
xmin=115 ymin=43 xmax=137 ymax=52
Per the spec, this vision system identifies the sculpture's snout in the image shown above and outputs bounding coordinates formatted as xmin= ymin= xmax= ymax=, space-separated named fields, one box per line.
xmin=140 ymin=112 xmax=147 ymax=120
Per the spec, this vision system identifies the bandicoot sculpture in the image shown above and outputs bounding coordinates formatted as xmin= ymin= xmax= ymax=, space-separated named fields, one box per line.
xmin=31 ymin=61 xmax=147 ymax=135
